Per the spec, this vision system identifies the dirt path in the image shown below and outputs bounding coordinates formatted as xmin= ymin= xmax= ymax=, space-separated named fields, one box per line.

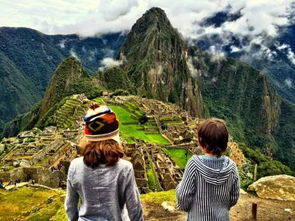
xmin=230 ymin=191 xmax=295 ymax=221
xmin=143 ymin=192 xmax=295 ymax=221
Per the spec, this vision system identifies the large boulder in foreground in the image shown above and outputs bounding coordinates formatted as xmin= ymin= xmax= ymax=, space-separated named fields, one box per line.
xmin=248 ymin=175 xmax=295 ymax=201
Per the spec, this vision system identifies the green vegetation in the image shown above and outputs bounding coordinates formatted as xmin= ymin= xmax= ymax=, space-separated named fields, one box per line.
xmin=2 ymin=7 xmax=295 ymax=176
xmin=0 ymin=187 xmax=64 ymax=220
xmin=274 ymin=100 xmax=295 ymax=171
xmin=123 ymin=101 xmax=143 ymax=118
xmin=0 ymin=52 xmax=41 ymax=135
xmin=97 ymin=67 xmax=133 ymax=92
xmin=239 ymin=143 xmax=294 ymax=179
xmin=0 ymin=187 xmax=178 ymax=220
xmin=2 ymin=102 xmax=40 ymax=138
xmin=0 ymin=27 xmax=125 ymax=133
xmin=52 ymin=96 xmax=88 ymax=129
xmin=141 ymin=189 xmax=176 ymax=205
xmin=146 ymin=157 xmax=163 ymax=191
xmin=147 ymin=169 xmax=156 ymax=190
xmin=92 ymin=97 xmax=105 ymax=105
xmin=163 ymin=148 xmax=192 ymax=169
xmin=113 ymin=89 xmax=130 ymax=96
xmin=26 ymin=197 xmax=65 ymax=221
xmin=200 ymin=54 xmax=295 ymax=172
xmin=110 ymin=105 xmax=169 ymax=145
xmin=39 ymin=57 xmax=102 ymax=119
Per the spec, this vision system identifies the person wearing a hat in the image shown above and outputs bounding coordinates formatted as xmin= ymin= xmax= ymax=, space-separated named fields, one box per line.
xmin=65 ymin=104 xmax=143 ymax=221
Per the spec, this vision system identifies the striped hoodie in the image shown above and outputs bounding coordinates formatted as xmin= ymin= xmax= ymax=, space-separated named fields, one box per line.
xmin=176 ymin=155 xmax=240 ymax=221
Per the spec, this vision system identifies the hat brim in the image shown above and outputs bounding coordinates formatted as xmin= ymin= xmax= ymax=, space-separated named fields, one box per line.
xmin=80 ymin=131 xmax=121 ymax=146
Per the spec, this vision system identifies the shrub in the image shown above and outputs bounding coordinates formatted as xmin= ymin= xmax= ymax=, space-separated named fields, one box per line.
xmin=139 ymin=114 xmax=149 ymax=125
xmin=239 ymin=143 xmax=294 ymax=178
xmin=113 ymin=89 xmax=129 ymax=96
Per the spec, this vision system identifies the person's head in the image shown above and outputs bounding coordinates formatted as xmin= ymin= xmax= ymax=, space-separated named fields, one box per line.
xmin=197 ymin=118 xmax=228 ymax=157
xmin=80 ymin=103 xmax=123 ymax=168
xmin=82 ymin=140 xmax=124 ymax=167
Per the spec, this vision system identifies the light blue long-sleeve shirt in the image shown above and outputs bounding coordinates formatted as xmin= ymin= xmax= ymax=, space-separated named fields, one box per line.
xmin=65 ymin=157 xmax=143 ymax=221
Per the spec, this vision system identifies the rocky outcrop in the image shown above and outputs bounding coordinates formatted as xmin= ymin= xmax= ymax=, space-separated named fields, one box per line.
xmin=248 ymin=175 xmax=295 ymax=201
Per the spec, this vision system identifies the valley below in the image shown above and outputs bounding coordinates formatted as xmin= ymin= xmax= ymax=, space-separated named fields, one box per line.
xmin=0 ymin=94 xmax=294 ymax=221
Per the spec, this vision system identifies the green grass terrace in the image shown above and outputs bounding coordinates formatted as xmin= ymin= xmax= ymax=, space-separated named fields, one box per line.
xmin=163 ymin=148 xmax=192 ymax=169
xmin=109 ymin=105 xmax=170 ymax=145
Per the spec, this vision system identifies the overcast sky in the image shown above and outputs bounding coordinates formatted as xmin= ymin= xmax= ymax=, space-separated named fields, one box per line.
xmin=0 ymin=0 xmax=293 ymax=39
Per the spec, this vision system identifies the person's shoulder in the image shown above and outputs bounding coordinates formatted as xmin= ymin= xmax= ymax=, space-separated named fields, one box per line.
xmin=70 ymin=157 xmax=84 ymax=168
xmin=224 ymin=156 xmax=237 ymax=167
xmin=189 ymin=155 xmax=202 ymax=163
xmin=223 ymin=156 xmax=239 ymax=173
xmin=67 ymin=157 xmax=83 ymax=177
xmin=117 ymin=159 xmax=133 ymax=169
xmin=185 ymin=155 xmax=201 ymax=169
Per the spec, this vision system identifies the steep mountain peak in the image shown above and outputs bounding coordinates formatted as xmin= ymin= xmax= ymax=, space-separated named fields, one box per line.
xmin=114 ymin=7 xmax=203 ymax=117
xmin=38 ymin=56 xmax=87 ymax=119
xmin=136 ymin=7 xmax=171 ymax=27
xmin=120 ymin=7 xmax=186 ymax=63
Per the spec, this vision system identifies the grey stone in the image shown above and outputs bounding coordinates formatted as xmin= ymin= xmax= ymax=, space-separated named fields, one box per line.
xmin=248 ymin=175 xmax=295 ymax=201
xmin=20 ymin=160 xmax=31 ymax=167
xmin=18 ymin=131 xmax=35 ymax=138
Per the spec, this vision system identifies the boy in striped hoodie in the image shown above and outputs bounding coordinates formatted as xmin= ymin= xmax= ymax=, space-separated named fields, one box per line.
xmin=176 ymin=118 xmax=240 ymax=221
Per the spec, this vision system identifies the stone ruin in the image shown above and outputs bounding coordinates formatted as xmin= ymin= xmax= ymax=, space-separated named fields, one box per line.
xmin=0 ymin=126 xmax=80 ymax=188
xmin=110 ymin=96 xmax=200 ymax=146
xmin=124 ymin=143 xmax=149 ymax=193
xmin=124 ymin=141 xmax=183 ymax=193
xmin=148 ymin=144 xmax=183 ymax=189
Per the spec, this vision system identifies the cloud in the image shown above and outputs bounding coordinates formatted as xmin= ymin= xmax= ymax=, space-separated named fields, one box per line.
xmin=230 ymin=45 xmax=241 ymax=53
xmin=58 ymin=39 xmax=66 ymax=48
xmin=276 ymin=43 xmax=289 ymax=50
xmin=287 ymin=47 xmax=295 ymax=65
xmin=209 ymin=45 xmax=226 ymax=62
xmin=186 ymin=57 xmax=200 ymax=78
xmin=275 ymin=42 xmax=295 ymax=65
xmin=99 ymin=57 xmax=122 ymax=70
xmin=284 ymin=78 xmax=293 ymax=88
xmin=0 ymin=0 xmax=292 ymax=40
xmin=69 ymin=48 xmax=79 ymax=60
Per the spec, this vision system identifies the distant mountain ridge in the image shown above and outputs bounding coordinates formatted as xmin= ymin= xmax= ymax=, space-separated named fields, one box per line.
xmin=1 ymin=8 xmax=295 ymax=129
xmin=0 ymin=27 xmax=125 ymax=131
xmin=1 ymin=7 xmax=295 ymax=171
xmin=194 ymin=8 xmax=295 ymax=102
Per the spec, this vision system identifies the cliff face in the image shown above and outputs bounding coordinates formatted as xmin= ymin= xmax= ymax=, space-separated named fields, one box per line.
xmin=189 ymin=48 xmax=282 ymax=154
xmin=117 ymin=7 xmax=203 ymax=117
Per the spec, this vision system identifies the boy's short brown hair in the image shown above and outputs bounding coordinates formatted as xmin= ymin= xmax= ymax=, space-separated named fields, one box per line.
xmin=197 ymin=118 xmax=228 ymax=157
